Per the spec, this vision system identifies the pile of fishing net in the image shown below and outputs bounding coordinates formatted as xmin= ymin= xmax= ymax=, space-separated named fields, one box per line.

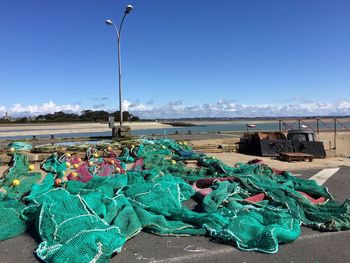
xmin=28 ymin=140 xmax=121 ymax=153
xmin=0 ymin=138 xmax=350 ymax=262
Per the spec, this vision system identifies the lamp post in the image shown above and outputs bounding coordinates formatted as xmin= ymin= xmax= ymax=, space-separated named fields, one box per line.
xmin=105 ymin=4 xmax=134 ymax=130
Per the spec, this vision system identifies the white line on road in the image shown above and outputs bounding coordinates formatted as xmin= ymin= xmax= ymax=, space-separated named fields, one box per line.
xmin=308 ymin=168 xmax=340 ymax=185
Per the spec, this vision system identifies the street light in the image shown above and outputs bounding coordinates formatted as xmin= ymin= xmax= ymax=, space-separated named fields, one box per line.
xmin=105 ymin=4 xmax=134 ymax=130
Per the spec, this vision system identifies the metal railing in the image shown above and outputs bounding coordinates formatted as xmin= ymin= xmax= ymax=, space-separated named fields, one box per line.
xmin=278 ymin=118 xmax=350 ymax=150
xmin=278 ymin=118 xmax=350 ymax=134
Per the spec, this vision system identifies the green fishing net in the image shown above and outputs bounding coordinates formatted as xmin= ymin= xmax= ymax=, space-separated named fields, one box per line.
xmin=0 ymin=200 xmax=27 ymax=240
xmin=0 ymin=138 xmax=350 ymax=262
xmin=6 ymin=142 xmax=33 ymax=152
xmin=0 ymin=152 xmax=41 ymax=240
xmin=23 ymin=175 xmax=126 ymax=263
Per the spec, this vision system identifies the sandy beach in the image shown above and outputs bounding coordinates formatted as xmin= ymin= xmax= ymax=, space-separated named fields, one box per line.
xmin=0 ymin=122 xmax=172 ymax=137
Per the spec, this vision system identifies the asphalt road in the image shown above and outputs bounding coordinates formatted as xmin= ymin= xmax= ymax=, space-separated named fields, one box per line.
xmin=1 ymin=167 xmax=349 ymax=263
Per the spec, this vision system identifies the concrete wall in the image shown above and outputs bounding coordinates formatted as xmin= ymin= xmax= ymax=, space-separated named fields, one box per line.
xmin=317 ymin=132 xmax=350 ymax=157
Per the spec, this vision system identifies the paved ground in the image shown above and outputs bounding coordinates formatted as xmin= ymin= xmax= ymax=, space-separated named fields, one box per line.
xmin=1 ymin=167 xmax=349 ymax=263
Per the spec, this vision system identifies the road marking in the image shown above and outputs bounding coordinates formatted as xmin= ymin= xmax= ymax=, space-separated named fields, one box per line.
xmin=308 ymin=168 xmax=340 ymax=185
xmin=150 ymin=230 xmax=350 ymax=263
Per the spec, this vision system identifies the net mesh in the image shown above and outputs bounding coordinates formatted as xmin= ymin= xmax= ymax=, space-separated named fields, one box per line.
xmin=0 ymin=138 xmax=350 ymax=262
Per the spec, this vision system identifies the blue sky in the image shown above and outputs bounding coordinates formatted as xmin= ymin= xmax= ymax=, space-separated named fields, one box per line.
xmin=0 ymin=0 xmax=349 ymax=118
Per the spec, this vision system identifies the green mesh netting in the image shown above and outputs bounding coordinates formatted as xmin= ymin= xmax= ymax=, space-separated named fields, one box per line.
xmin=0 ymin=138 xmax=350 ymax=262
xmin=0 ymin=152 xmax=42 ymax=240
xmin=0 ymin=153 xmax=42 ymax=199
xmin=23 ymin=175 xmax=126 ymax=263
xmin=40 ymin=152 xmax=67 ymax=178
xmin=6 ymin=142 xmax=33 ymax=151
xmin=0 ymin=200 xmax=27 ymax=240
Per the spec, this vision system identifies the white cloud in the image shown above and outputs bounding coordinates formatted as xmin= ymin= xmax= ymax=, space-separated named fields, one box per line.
xmin=0 ymin=106 xmax=6 ymax=116
xmin=124 ymin=98 xmax=350 ymax=119
xmin=0 ymin=101 xmax=81 ymax=117
xmin=1 ymin=98 xmax=350 ymax=119
xmin=122 ymin=100 xmax=132 ymax=111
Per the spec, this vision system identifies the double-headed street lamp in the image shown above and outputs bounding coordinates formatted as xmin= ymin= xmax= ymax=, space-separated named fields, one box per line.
xmin=105 ymin=4 xmax=134 ymax=129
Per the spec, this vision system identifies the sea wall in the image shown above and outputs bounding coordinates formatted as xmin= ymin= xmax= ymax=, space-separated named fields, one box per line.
xmin=318 ymin=132 xmax=350 ymax=157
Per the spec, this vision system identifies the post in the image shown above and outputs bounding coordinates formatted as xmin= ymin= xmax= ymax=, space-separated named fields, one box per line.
xmin=334 ymin=118 xmax=337 ymax=150
xmin=316 ymin=118 xmax=319 ymax=134
xmin=334 ymin=118 xmax=337 ymax=134
xmin=106 ymin=5 xmax=133 ymax=138
xmin=298 ymin=119 xmax=301 ymax=130
xmin=108 ymin=116 xmax=115 ymax=129
xmin=279 ymin=120 xmax=282 ymax=132
xmin=117 ymin=35 xmax=123 ymax=127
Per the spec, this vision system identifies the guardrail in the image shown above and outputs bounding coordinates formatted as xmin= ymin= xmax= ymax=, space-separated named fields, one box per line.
xmin=278 ymin=118 xmax=350 ymax=133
